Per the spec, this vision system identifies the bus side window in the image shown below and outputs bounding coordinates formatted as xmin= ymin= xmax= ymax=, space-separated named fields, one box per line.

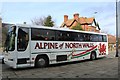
xmin=103 ymin=35 xmax=107 ymax=42
xmin=91 ymin=35 xmax=97 ymax=42
xmin=72 ymin=32 xmax=78 ymax=41
xmin=84 ymin=34 xmax=90 ymax=41
xmin=79 ymin=33 xmax=84 ymax=41
xmin=98 ymin=35 xmax=102 ymax=42
xmin=56 ymin=31 xmax=62 ymax=41
xmin=48 ymin=30 xmax=55 ymax=41
xmin=61 ymin=31 xmax=66 ymax=41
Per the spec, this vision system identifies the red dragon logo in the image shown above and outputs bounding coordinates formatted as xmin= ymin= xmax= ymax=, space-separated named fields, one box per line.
xmin=98 ymin=43 xmax=106 ymax=55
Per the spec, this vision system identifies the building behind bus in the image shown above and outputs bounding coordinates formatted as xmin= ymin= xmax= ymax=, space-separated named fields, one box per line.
xmin=61 ymin=13 xmax=100 ymax=33
xmin=107 ymin=34 xmax=116 ymax=51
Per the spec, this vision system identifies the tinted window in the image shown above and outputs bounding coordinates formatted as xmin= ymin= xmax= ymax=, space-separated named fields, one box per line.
xmin=56 ymin=31 xmax=63 ymax=41
xmin=98 ymin=35 xmax=103 ymax=42
xmin=31 ymin=28 xmax=107 ymax=42
xmin=86 ymin=34 xmax=91 ymax=41
xmin=90 ymin=34 xmax=98 ymax=42
xmin=78 ymin=33 xmax=85 ymax=41
xmin=31 ymin=28 xmax=55 ymax=41
xmin=56 ymin=31 xmax=71 ymax=41
xmin=103 ymin=35 xmax=107 ymax=42
xmin=72 ymin=33 xmax=80 ymax=41
xmin=56 ymin=31 xmax=85 ymax=41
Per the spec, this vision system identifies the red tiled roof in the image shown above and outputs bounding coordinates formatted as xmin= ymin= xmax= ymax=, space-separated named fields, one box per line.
xmin=79 ymin=17 xmax=94 ymax=24
xmin=85 ymin=17 xmax=94 ymax=24
xmin=65 ymin=19 xmax=74 ymax=26
xmin=60 ymin=14 xmax=101 ymax=31
xmin=62 ymin=17 xmax=95 ymax=27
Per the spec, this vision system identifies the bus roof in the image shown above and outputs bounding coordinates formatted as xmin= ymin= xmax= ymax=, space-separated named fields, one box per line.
xmin=15 ymin=24 xmax=107 ymax=35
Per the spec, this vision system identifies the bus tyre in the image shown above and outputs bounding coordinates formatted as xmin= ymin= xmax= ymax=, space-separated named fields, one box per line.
xmin=90 ymin=52 xmax=96 ymax=60
xmin=35 ymin=56 xmax=48 ymax=68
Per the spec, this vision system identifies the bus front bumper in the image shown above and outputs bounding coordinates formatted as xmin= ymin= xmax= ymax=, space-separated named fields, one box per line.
xmin=4 ymin=58 xmax=16 ymax=69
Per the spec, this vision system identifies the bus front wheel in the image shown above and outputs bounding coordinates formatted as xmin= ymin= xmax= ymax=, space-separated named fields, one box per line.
xmin=2 ymin=58 xmax=4 ymax=64
xmin=35 ymin=56 xmax=49 ymax=68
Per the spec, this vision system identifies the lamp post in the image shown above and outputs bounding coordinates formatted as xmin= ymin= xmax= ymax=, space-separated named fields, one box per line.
xmin=115 ymin=0 xmax=119 ymax=57
xmin=93 ymin=12 xmax=97 ymax=18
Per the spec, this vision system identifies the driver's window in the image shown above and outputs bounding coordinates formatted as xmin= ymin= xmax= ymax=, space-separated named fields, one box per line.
xmin=17 ymin=28 xmax=29 ymax=51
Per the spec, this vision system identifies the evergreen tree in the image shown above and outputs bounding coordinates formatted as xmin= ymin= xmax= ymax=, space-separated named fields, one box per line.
xmin=44 ymin=15 xmax=54 ymax=27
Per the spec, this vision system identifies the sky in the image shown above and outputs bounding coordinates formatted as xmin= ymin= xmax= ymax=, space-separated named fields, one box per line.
xmin=0 ymin=2 xmax=117 ymax=35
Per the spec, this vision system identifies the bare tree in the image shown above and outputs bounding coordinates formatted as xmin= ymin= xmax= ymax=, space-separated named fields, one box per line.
xmin=31 ymin=16 xmax=45 ymax=26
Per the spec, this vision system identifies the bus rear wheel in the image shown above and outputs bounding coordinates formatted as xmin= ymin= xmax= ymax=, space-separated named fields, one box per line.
xmin=35 ymin=56 xmax=49 ymax=68
xmin=90 ymin=51 xmax=97 ymax=60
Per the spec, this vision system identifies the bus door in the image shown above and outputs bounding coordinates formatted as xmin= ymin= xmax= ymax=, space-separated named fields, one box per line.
xmin=17 ymin=27 xmax=30 ymax=65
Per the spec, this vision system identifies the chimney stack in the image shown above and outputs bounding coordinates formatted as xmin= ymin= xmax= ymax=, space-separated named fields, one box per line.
xmin=64 ymin=15 xmax=68 ymax=23
xmin=74 ymin=13 xmax=79 ymax=21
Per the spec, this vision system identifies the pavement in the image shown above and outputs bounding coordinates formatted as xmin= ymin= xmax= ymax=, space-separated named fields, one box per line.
xmin=108 ymin=49 xmax=120 ymax=58
xmin=0 ymin=50 xmax=119 ymax=79
xmin=0 ymin=63 xmax=1 ymax=80
xmin=107 ymin=50 xmax=117 ymax=58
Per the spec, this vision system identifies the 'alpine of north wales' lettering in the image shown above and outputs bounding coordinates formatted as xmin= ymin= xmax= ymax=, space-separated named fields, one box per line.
xmin=35 ymin=42 xmax=94 ymax=49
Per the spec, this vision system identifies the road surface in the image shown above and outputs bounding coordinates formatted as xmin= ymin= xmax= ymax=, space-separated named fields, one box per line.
xmin=0 ymin=51 xmax=118 ymax=79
